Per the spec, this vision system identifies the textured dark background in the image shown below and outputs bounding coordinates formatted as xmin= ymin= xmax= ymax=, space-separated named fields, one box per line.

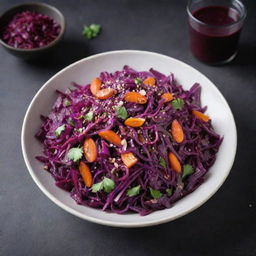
xmin=1 ymin=0 xmax=255 ymax=255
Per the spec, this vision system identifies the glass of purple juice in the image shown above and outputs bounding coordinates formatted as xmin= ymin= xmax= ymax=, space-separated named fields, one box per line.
xmin=187 ymin=0 xmax=246 ymax=64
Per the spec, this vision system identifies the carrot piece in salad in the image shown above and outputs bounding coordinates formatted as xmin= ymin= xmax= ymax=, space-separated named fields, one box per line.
xmin=138 ymin=134 xmax=146 ymax=143
xmin=161 ymin=92 xmax=173 ymax=103
xmin=90 ymin=77 xmax=101 ymax=96
xmin=98 ymin=130 xmax=122 ymax=146
xmin=192 ymin=110 xmax=210 ymax=122
xmin=83 ymin=138 xmax=97 ymax=162
xmin=121 ymin=152 xmax=138 ymax=168
xmin=124 ymin=117 xmax=145 ymax=127
xmin=79 ymin=161 xmax=93 ymax=187
xmin=96 ymin=88 xmax=116 ymax=100
xmin=168 ymin=152 xmax=181 ymax=173
xmin=124 ymin=92 xmax=147 ymax=104
xmin=143 ymin=77 xmax=156 ymax=86
xmin=171 ymin=119 xmax=184 ymax=143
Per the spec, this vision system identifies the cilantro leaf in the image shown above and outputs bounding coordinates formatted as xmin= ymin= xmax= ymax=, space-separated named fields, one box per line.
xmin=159 ymin=157 xmax=167 ymax=168
xmin=68 ymin=119 xmax=75 ymax=126
xmin=166 ymin=188 xmax=173 ymax=196
xmin=82 ymin=24 xmax=101 ymax=39
xmin=149 ymin=188 xmax=162 ymax=199
xmin=103 ymin=177 xmax=115 ymax=193
xmin=84 ymin=111 xmax=94 ymax=121
xmin=91 ymin=181 xmax=104 ymax=193
xmin=116 ymin=106 xmax=128 ymax=120
xmin=134 ymin=78 xmax=142 ymax=85
xmin=63 ymin=99 xmax=71 ymax=107
xmin=172 ymin=98 xmax=184 ymax=110
xmin=67 ymin=147 xmax=83 ymax=162
xmin=55 ymin=124 xmax=65 ymax=137
xmin=182 ymin=164 xmax=194 ymax=179
xmin=127 ymin=185 xmax=140 ymax=197
xmin=91 ymin=177 xmax=115 ymax=193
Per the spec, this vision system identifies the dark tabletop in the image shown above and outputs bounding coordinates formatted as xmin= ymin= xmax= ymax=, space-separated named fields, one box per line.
xmin=1 ymin=0 xmax=256 ymax=255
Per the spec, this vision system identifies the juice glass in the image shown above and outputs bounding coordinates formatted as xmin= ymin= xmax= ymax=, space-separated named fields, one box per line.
xmin=187 ymin=0 xmax=246 ymax=64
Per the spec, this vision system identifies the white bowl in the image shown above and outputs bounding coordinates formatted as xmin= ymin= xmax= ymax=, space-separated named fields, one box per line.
xmin=21 ymin=50 xmax=237 ymax=227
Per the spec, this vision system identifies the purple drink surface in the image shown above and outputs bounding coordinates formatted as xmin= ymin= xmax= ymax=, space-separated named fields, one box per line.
xmin=189 ymin=6 xmax=241 ymax=63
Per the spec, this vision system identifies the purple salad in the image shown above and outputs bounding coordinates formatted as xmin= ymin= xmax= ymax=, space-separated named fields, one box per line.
xmin=36 ymin=66 xmax=223 ymax=216
xmin=1 ymin=11 xmax=60 ymax=49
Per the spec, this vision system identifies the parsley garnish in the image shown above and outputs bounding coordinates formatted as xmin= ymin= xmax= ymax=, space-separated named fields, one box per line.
xmin=67 ymin=147 xmax=83 ymax=162
xmin=182 ymin=164 xmax=194 ymax=179
xmin=159 ymin=157 xmax=167 ymax=168
xmin=134 ymin=78 xmax=142 ymax=85
xmin=91 ymin=182 xmax=104 ymax=193
xmin=63 ymin=99 xmax=71 ymax=107
xmin=127 ymin=185 xmax=140 ymax=197
xmin=84 ymin=111 xmax=94 ymax=121
xmin=149 ymin=188 xmax=162 ymax=199
xmin=68 ymin=119 xmax=75 ymax=126
xmin=115 ymin=106 xmax=128 ymax=120
xmin=92 ymin=177 xmax=115 ymax=193
xmin=82 ymin=24 xmax=101 ymax=39
xmin=55 ymin=124 xmax=65 ymax=137
xmin=172 ymin=98 xmax=184 ymax=110
xmin=166 ymin=188 xmax=173 ymax=196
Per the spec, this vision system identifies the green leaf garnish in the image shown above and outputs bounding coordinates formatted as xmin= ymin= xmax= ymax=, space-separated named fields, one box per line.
xmin=159 ymin=157 xmax=167 ymax=168
xmin=166 ymin=188 xmax=173 ymax=196
xmin=67 ymin=147 xmax=83 ymax=162
xmin=103 ymin=177 xmax=115 ymax=193
xmin=91 ymin=181 xmax=104 ymax=193
xmin=171 ymin=98 xmax=184 ymax=110
xmin=91 ymin=177 xmax=115 ymax=193
xmin=134 ymin=78 xmax=142 ymax=85
xmin=182 ymin=164 xmax=194 ymax=179
xmin=82 ymin=24 xmax=101 ymax=39
xmin=68 ymin=119 xmax=75 ymax=126
xmin=55 ymin=124 xmax=65 ymax=137
xmin=84 ymin=111 xmax=94 ymax=121
xmin=149 ymin=188 xmax=162 ymax=199
xmin=63 ymin=99 xmax=71 ymax=107
xmin=127 ymin=185 xmax=140 ymax=197
xmin=116 ymin=106 xmax=128 ymax=120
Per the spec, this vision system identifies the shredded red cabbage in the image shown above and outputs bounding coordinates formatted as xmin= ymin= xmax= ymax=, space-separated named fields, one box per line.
xmin=35 ymin=66 xmax=223 ymax=216
xmin=1 ymin=11 xmax=60 ymax=49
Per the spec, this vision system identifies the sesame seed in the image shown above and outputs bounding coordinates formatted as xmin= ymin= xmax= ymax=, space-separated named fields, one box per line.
xmin=139 ymin=89 xmax=146 ymax=96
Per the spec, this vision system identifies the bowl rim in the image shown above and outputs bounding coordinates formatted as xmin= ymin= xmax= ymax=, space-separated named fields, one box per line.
xmin=0 ymin=2 xmax=65 ymax=52
xmin=21 ymin=50 xmax=237 ymax=227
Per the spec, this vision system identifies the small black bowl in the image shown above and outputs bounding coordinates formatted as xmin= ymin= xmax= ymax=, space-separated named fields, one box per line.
xmin=0 ymin=2 xmax=65 ymax=59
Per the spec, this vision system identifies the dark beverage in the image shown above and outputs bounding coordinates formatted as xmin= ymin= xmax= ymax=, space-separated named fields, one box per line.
xmin=189 ymin=5 xmax=242 ymax=63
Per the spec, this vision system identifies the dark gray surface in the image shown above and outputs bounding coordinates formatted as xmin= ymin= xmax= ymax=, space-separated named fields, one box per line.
xmin=1 ymin=0 xmax=255 ymax=255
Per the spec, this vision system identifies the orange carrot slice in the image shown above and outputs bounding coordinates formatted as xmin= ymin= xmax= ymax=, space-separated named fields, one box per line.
xmin=124 ymin=117 xmax=145 ymax=127
xmin=96 ymin=88 xmax=116 ymax=100
xmin=124 ymin=92 xmax=147 ymax=104
xmin=79 ymin=161 xmax=93 ymax=187
xmin=138 ymin=134 xmax=146 ymax=143
xmin=168 ymin=152 xmax=181 ymax=173
xmin=98 ymin=130 xmax=122 ymax=146
xmin=90 ymin=78 xmax=101 ymax=96
xmin=161 ymin=92 xmax=173 ymax=103
xmin=171 ymin=119 xmax=184 ymax=143
xmin=143 ymin=77 xmax=156 ymax=86
xmin=192 ymin=110 xmax=210 ymax=122
xmin=83 ymin=138 xmax=97 ymax=162
xmin=121 ymin=152 xmax=138 ymax=168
